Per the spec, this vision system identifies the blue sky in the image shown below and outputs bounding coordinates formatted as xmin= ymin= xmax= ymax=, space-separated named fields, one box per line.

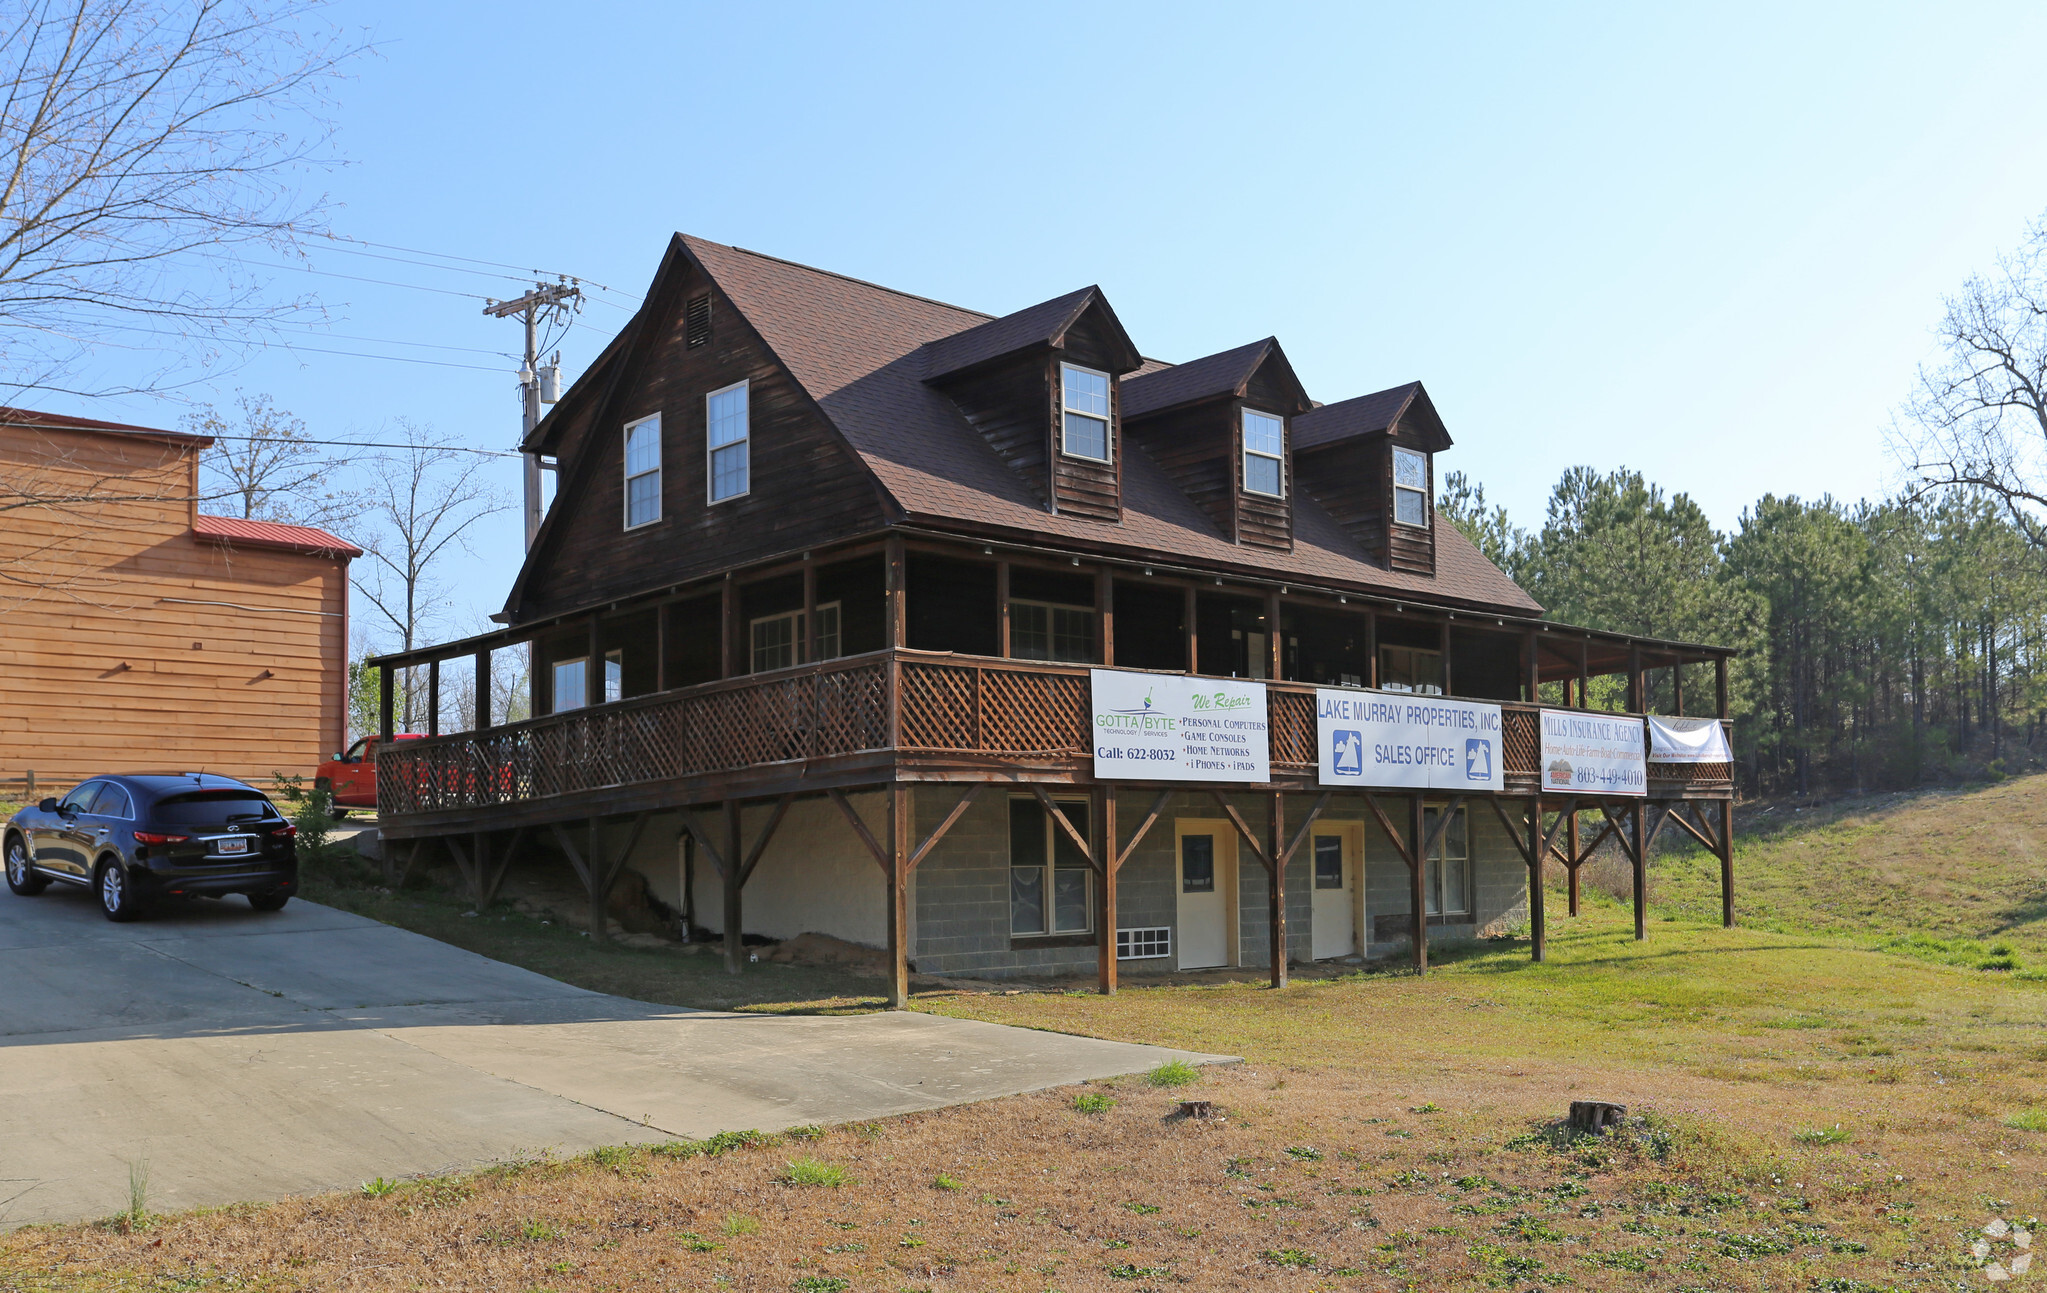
xmin=61 ymin=1 xmax=2047 ymax=649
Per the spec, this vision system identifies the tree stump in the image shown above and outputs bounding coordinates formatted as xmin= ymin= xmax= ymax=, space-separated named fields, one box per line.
xmin=1570 ymin=1101 xmax=1626 ymax=1135
xmin=1176 ymin=1100 xmax=1219 ymax=1120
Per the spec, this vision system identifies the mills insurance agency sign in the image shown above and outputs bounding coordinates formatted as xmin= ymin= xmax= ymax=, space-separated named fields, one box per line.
xmin=1539 ymin=709 xmax=1647 ymax=796
xmin=1316 ymin=691 xmax=1504 ymax=792
xmin=1090 ymin=670 xmax=1270 ymax=782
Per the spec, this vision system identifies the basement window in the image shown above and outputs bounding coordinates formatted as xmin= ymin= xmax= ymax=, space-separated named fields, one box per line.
xmin=707 ymin=380 xmax=750 ymax=503
xmin=1243 ymin=409 xmax=1285 ymax=497
xmin=1010 ymin=796 xmax=1092 ymax=936
xmin=1060 ymin=364 xmax=1112 ymax=462
xmin=1393 ymin=446 xmax=1430 ymax=528
xmin=623 ymin=414 xmax=662 ymax=528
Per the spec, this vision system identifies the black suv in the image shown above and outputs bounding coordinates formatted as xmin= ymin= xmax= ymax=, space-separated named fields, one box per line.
xmin=4 ymin=774 xmax=298 ymax=921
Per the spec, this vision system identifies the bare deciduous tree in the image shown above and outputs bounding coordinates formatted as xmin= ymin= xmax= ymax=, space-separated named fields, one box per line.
xmin=0 ymin=0 xmax=359 ymax=400
xmin=1897 ymin=215 xmax=2047 ymax=550
xmin=190 ymin=390 xmax=359 ymax=528
xmin=352 ymin=424 xmax=507 ymax=730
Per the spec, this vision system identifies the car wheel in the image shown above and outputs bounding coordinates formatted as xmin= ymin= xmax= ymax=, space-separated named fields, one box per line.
xmin=4 ymin=834 xmax=46 ymax=896
xmin=329 ymin=807 xmax=350 ymax=821
xmin=97 ymin=860 xmax=141 ymax=922
xmin=247 ymin=889 xmax=290 ymax=912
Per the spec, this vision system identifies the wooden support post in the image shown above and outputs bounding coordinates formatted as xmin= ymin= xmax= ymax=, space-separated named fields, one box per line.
xmin=587 ymin=817 xmax=605 ymax=941
xmin=1527 ymin=799 xmax=1546 ymax=962
xmin=1098 ymin=568 xmax=1115 ymax=667
xmin=887 ymin=783 xmax=911 ymax=1009
xmin=802 ymin=556 xmax=818 ymax=664
xmin=1672 ymin=660 xmax=1685 ymax=717
xmin=1578 ymin=639 xmax=1589 ymax=710
xmin=1626 ymin=645 xmax=1642 ymax=715
xmin=996 ymin=561 xmax=1011 ymax=658
xmin=1365 ymin=609 xmax=1378 ymax=688
xmin=884 ymin=535 xmax=906 ymax=650
xmin=427 ymin=659 xmax=440 ymax=736
xmin=1409 ymin=794 xmax=1428 ymax=973
xmin=680 ymin=828 xmax=696 ymax=933
xmin=1525 ymin=629 xmax=1540 ymax=704
xmin=528 ymin=641 xmax=543 ymax=719
xmin=1715 ymin=656 xmax=1729 ymax=720
xmin=1439 ymin=619 xmax=1453 ymax=696
xmin=1567 ymin=809 xmax=1581 ymax=915
xmin=1630 ymin=800 xmax=1647 ymax=941
xmin=586 ymin=617 xmax=603 ymax=707
xmin=723 ymin=800 xmax=744 ymax=973
xmin=1718 ymin=799 xmax=1735 ymax=928
xmin=720 ymin=576 xmax=737 ymax=678
xmin=1268 ymin=790 xmax=1287 ymax=988
xmin=655 ymin=603 xmax=668 ymax=693
xmin=1097 ymin=784 xmax=1117 ymax=995
xmin=378 ymin=665 xmax=394 ymax=739
xmin=474 ymin=649 xmax=492 ymax=730
xmin=1265 ymin=589 xmax=1282 ymax=681
xmin=1184 ymin=585 xmax=1199 ymax=673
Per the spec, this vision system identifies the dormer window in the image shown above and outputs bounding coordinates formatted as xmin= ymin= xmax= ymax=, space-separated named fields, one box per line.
xmin=1243 ymin=409 xmax=1285 ymax=497
xmin=1060 ymin=364 xmax=1111 ymax=462
xmin=1393 ymin=445 xmax=1430 ymax=527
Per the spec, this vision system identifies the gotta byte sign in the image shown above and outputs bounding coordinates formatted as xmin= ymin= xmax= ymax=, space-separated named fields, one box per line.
xmin=1316 ymin=691 xmax=1504 ymax=791
xmin=1090 ymin=670 xmax=1270 ymax=782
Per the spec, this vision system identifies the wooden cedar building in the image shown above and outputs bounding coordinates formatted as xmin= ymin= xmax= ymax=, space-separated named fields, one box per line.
xmin=0 ymin=409 xmax=359 ymax=789
xmin=371 ymin=235 xmax=1737 ymax=1004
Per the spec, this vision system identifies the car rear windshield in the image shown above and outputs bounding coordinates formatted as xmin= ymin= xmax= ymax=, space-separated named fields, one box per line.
xmin=151 ymin=790 xmax=281 ymax=827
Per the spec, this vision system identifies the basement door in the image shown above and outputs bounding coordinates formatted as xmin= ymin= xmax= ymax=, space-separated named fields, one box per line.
xmin=1310 ymin=827 xmax=1360 ymax=960
xmin=1176 ymin=820 xmax=1238 ymax=970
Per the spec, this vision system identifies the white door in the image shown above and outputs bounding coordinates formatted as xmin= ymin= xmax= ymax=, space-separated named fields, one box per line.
xmin=1310 ymin=829 xmax=1356 ymax=959
xmin=1177 ymin=828 xmax=1232 ymax=969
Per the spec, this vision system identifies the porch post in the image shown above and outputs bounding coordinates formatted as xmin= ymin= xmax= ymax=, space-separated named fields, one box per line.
xmin=996 ymin=561 xmax=1012 ymax=658
xmin=1183 ymin=585 xmax=1198 ymax=673
xmin=427 ymin=659 xmax=440 ymax=736
xmin=1096 ymin=784 xmax=1117 ymax=995
xmin=1439 ymin=619 xmax=1453 ymax=695
xmin=1671 ymin=659 xmax=1685 ymax=716
xmin=1577 ymin=639 xmax=1589 ymax=709
xmin=1265 ymin=589 xmax=1282 ymax=681
xmin=1527 ymin=798 xmax=1546 ymax=962
xmin=378 ymin=664 xmax=394 ymax=740
xmin=588 ymin=817 xmax=608 ymax=943
xmin=1409 ymin=793 xmax=1428 ymax=974
xmin=1718 ymin=799 xmax=1735 ymax=928
xmin=802 ymin=555 xmax=818 ymax=664
xmin=1524 ymin=629 xmax=1540 ymax=703
xmin=1268 ymin=790 xmax=1288 ymax=987
xmin=722 ymin=800 xmax=744 ymax=974
xmin=1566 ymin=808 xmax=1581 ymax=915
xmin=887 ymin=782 xmax=911 ymax=1009
xmin=475 ymin=648 xmax=492 ymax=730
xmin=1098 ymin=569 xmax=1115 ymax=667
xmin=720 ymin=576 xmax=736 ymax=678
xmin=586 ymin=616 xmax=603 ymax=707
xmin=655 ymin=603 xmax=668 ymax=692
xmin=1715 ymin=656 xmax=1729 ymax=720
xmin=884 ymin=535 xmax=906 ymax=649
xmin=1364 ymin=609 xmax=1378 ymax=688
xmin=1630 ymin=799 xmax=1647 ymax=941
xmin=1626 ymin=645 xmax=1642 ymax=714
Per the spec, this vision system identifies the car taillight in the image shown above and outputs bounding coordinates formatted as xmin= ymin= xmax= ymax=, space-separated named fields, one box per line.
xmin=132 ymin=831 xmax=190 ymax=845
xmin=271 ymin=825 xmax=297 ymax=838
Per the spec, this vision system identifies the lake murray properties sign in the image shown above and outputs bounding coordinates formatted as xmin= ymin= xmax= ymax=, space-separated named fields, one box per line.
xmin=1316 ymin=690 xmax=1504 ymax=792
xmin=1539 ymin=709 xmax=1647 ymax=796
xmin=1090 ymin=670 xmax=1270 ymax=782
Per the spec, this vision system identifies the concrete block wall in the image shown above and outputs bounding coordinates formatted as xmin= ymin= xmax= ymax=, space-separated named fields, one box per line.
xmin=1359 ymin=798 xmax=1529 ymax=958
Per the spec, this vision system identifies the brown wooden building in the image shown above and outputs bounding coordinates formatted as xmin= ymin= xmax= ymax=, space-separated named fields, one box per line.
xmin=0 ymin=409 xmax=359 ymax=790
xmin=371 ymin=235 xmax=1738 ymax=1005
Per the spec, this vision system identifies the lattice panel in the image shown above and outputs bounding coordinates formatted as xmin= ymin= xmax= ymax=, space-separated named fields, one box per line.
xmin=977 ymin=669 xmax=1090 ymax=755
xmin=899 ymin=663 xmax=977 ymax=750
xmin=814 ymin=665 xmax=889 ymax=755
xmin=1269 ymin=690 xmax=1317 ymax=766
xmin=1649 ymin=761 xmax=1732 ymax=785
xmin=1502 ymin=707 xmax=1541 ymax=776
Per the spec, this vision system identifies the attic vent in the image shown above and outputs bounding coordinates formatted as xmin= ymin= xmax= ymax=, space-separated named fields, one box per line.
xmin=685 ymin=293 xmax=712 ymax=348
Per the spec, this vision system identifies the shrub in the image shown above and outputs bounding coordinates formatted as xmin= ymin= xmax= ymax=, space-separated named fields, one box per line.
xmin=783 ymin=1158 xmax=849 ymax=1187
xmin=1144 ymin=1060 xmax=1199 ymax=1088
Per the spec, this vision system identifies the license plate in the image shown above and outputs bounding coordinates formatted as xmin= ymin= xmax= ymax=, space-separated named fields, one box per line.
xmin=216 ymin=837 xmax=250 ymax=855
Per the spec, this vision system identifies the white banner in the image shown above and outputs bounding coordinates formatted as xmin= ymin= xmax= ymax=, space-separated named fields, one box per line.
xmin=1316 ymin=691 xmax=1504 ymax=791
xmin=1539 ymin=709 xmax=1646 ymax=796
xmin=1090 ymin=670 xmax=1269 ymax=782
xmin=1648 ymin=715 xmax=1733 ymax=764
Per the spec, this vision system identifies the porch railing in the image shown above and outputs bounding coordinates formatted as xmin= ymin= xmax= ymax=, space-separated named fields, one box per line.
xmin=376 ymin=648 xmax=1733 ymax=819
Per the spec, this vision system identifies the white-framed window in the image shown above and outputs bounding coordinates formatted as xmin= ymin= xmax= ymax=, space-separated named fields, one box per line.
xmin=623 ymin=414 xmax=662 ymax=528
xmin=1393 ymin=446 xmax=1430 ymax=528
xmin=1243 ymin=408 xmax=1285 ymax=497
xmin=1009 ymin=795 xmax=1092 ymax=936
xmin=707 ymin=380 xmax=750 ymax=503
xmin=1010 ymin=598 xmax=1095 ymax=662
xmin=604 ymin=649 xmax=623 ymax=703
xmin=1379 ymin=644 xmax=1444 ymax=694
xmin=552 ymin=657 xmax=587 ymax=712
xmin=1060 ymin=363 xmax=1112 ymax=462
xmin=747 ymin=602 xmax=842 ymax=673
xmin=1422 ymin=803 xmax=1470 ymax=916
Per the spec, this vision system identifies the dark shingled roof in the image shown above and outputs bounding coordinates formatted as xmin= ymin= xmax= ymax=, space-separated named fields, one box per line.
xmin=639 ymin=237 xmax=1537 ymax=614
xmin=1292 ymin=383 xmax=1422 ymax=451
xmin=1120 ymin=338 xmax=1274 ymax=419
xmin=920 ymin=286 xmax=1101 ymax=381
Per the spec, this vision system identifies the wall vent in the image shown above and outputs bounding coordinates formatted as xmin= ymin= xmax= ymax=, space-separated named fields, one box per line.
xmin=685 ymin=293 xmax=712 ymax=348
xmin=1117 ymin=927 xmax=1171 ymax=960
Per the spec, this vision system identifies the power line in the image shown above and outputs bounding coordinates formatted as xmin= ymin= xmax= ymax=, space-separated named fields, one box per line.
xmin=201 ymin=432 xmax=522 ymax=457
xmin=258 ymin=341 xmax=507 ymax=372
xmin=208 ymin=255 xmax=495 ymax=301
xmin=317 ymin=233 xmax=642 ymax=303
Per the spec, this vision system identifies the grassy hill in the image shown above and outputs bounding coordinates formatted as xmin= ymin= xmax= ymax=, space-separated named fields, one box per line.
xmin=1653 ymin=772 xmax=2047 ymax=971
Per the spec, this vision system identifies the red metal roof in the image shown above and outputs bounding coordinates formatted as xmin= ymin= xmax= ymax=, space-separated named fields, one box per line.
xmin=193 ymin=514 xmax=362 ymax=558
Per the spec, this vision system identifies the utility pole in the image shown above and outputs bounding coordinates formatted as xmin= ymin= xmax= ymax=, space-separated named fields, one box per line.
xmin=484 ymin=279 xmax=582 ymax=548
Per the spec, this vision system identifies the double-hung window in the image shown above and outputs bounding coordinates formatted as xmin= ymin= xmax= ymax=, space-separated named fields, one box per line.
xmin=1010 ymin=598 xmax=1095 ymax=662
xmin=552 ymin=657 xmax=587 ymax=713
xmin=1009 ymin=796 xmax=1092 ymax=936
xmin=1060 ymin=364 xmax=1111 ymax=462
xmin=623 ymin=414 xmax=662 ymax=528
xmin=604 ymin=650 xmax=623 ymax=704
xmin=1421 ymin=804 xmax=1470 ymax=917
xmin=1243 ymin=409 xmax=1285 ymax=497
xmin=707 ymin=381 xmax=750 ymax=503
xmin=748 ymin=603 xmax=842 ymax=673
xmin=1392 ymin=446 xmax=1430 ymax=528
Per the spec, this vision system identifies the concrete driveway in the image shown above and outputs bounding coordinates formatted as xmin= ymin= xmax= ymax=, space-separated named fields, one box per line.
xmin=0 ymin=887 xmax=1224 ymax=1228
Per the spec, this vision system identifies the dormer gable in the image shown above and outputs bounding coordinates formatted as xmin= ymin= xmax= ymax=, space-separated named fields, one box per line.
xmin=1292 ymin=381 xmax=1452 ymax=575
xmin=920 ymin=287 xmax=1140 ymax=521
xmin=1120 ymin=337 xmax=1312 ymax=551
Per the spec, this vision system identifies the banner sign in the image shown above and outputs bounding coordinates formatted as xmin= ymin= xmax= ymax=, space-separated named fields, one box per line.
xmin=1648 ymin=715 xmax=1733 ymax=764
xmin=1090 ymin=670 xmax=1269 ymax=782
xmin=1316 ymin=691 xmax=1504 ymax=791
xmin=1540 ymin=709 xmax=1646 ymax=796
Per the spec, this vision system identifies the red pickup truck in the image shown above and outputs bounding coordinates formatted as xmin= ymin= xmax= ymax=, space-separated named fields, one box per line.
xmin=314 ymin=734 xmax=425 ymax=817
